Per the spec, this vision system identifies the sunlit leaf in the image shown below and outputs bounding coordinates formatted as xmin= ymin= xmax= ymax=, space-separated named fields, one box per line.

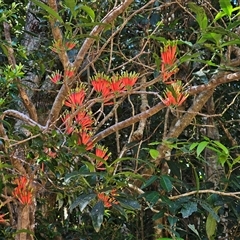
xmin=206 ymin=206 xmax=221 ymax=239
xmin=219 ymin=0 xmax=233 ymax=17
xmin=77 ymin=5 xmax=95 ymax=22
xmin=188 ymin=2 xmax=208 ymax=30
xmin=149 ymin=149 xmax=159 ymax=159
xmin=196 ymin=141 xmax=208 ymax=157
xmin=90 ymin=201 xmax=104 ymax=232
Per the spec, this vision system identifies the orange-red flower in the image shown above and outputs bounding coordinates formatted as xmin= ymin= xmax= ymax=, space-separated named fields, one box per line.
xmin=65 ymin=41 xmax=76 ymax=50
xmin=12 ymin=176 xmax=33 ymax=205
xmin=65 ymin=67 xmax=75 ymax=78
xmin=95 ymin=145 xmax=110 ymax=170
xmin=62 ymin=113 xmax=74 ymax=134
xmin=49 ymin=70 xmax=62 ymax=84
xmin=75 ymin=111 xmax=94 ymax=131
xmin=44 ymin=147 xmax=57 ymax=158
xmin=0 ymin=213 xmax=8 ymax=224
xmin=161 ymin=81 xmax=188 ymax=107
xmin=97 ymin=189 xmax=119 ymax=208
xmin=120 ymin=72 xmax=139 ymax=89
xmin=161 ymin=43 xmax=178 ymax=84
xmin=78 ymin=131 xmax=94 ymax=150
xmin=91 ymin=74 xmax=111 ymax=97
xmin=65 ymin=88 xmax=86 ymax=108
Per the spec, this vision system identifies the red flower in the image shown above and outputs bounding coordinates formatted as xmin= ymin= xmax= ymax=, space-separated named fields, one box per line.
xmin=91 ymin=74 xmax=111 ymax=97
xmin=65 ymin=67 xmax=75 ymax=78
xmin=44 ymin=147 xmax=57 ymax=158
xmin=120 ymin=72 xmax=139 ymax=89
xmin=161 ymin=81 xmax=188 ymax=107
xmin=0 ymin=213 xmax=7 ymax=224
xmin=95 ymin=145 xmax=110 ymax=170
xmin=62 ymin=113 xmax=74 ymax=134
xmin=161 ymin=43 xmax=178 ymax=84
xmin=65 ymin=41 xmax=76 ymax=50
xmin=78 ymin=131 xmax=94 ymax=150
xmin=49 ymin=70 xmax=62 ymax=84
xmin=110 ymin=77 xmax=124 ymax=93
xmin=65 ymin=88 xmax=86 ymax=108
xmin=97 ymin=189 xmax=119 ymax=208
xmin=75 ymin=111 xmax=94 ymax=131
xmin=12 ymin=176 xmax=33 ymax=205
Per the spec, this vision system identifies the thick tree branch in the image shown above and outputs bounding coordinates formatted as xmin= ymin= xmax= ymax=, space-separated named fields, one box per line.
xmin=94 ymin=71 xmax=240 ymax=143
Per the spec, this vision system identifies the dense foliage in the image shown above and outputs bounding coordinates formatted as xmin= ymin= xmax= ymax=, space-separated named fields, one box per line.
xmin=0 ymin=0 xmax=240 ymax=239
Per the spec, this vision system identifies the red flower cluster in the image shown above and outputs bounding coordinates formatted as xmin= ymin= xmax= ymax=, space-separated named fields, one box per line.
xmin=161 ymin=81 xmax=188 ymax=107
xmin=160 ymin=42 xmax=188 ymax=107
xmin=65 ymin=87 xmax=86 ymax=108
xmin=49 ymin=70 xmax=62 ymax=84
xmin=91 ymin=72 xmax=139 ymax=104
xmin=161 ymin=43 xmax=178 ymax=84
xmin=0 ymin=213 xmax=7 ymax=224
xmin=95 ymin=145 xmax=110 ymax=170
xmin=97 ymin=189 xmax=119 ymax=208
xmin=12 ymin=176 xmax=33 ymax=205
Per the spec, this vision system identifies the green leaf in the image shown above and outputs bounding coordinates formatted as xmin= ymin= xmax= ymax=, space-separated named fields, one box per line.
xmin=143 ymin=191 xmax=160 ymax=205
xmin=64 ymin=0 xmax=76 ymax=17
xmin=180 ymin=201 xmax=198 ymax=218
xmin=188 ymin=224 xmax=201 ymax=239
xmin=198 ymin=201 xmax=220 ymax=222
xmin=160 ymin=175 xmax=172 ymax=192
xmin=219 ymin=0 xmax=233 ymax=17
xmin=188 ymin=2 xmax=208 ymax=30
xmin=91 ymin=201 xmax=104 ymax=232
xmin=212 ymin=141 xmax=229 ymax=155
xmin=196 ymin=141 xmax=209 ymax=157
xmin=149 ymin=149 xmax=159 ymax=159
xmin=31 ymin=0 xmax=64 ymax=23
xmin=117 ymin=197 xmax=141 ymax=210
xmin=70 ymin=193 xmax=96 ymax=212
xmin=77 ymin=5 xmax=95 ymax=22
xmin=189 ymin=142 xmax=198 ymax=151
xmin=206 ymin=206 xmax=221 ymax=239
xmin=141 ymin=175 xmax=158 ymax=189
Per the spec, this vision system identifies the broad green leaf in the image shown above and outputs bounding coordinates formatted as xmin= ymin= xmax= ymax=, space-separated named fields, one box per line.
xmin=152 ymin=211 xmax=164 ymax=221
xmin=117 ymin=197 xmax=141 ymax=210
xmin=219 ymin=0 xmax=233 ymax=17
xmin=31 ymin=0 xmax=63 ymax=23
xmin=167 ymin=215 xmax=177 ymax=227
xmin=141 ymin=175 xmax=158 ymax=189
xmin=77 ymin=5 xmax=95 ymax=22
xmin=198 ymin=201 xmax=220 ymax=222
xmin=218 ymin=153 xmax=228 ymax=166
xmin=70 ymin=193 xmax=96 ymax=212
xmin=64 ymin=171 xmax=103 ymax=183
xmin=64 ymin=0 xmax=76 ymax=16
xmin=143 ymin=191 xmax=160 ymax=205
xmin=214 ymin=11 xmax=226 ymax=21
xmin=179 ymin=52 xmax=201 ymax=63
xmin=212 ymin=140 xmax=229 ymax=155
xmin=188 ymin=2 xmax=208 ymax=30
xmin=149 ymin=149 xmax=159 ymax=159
xmin=196 ymin=141 xmax=209 ymax=157
xmin=180 ymin=201 xmax=198 ymax=218
xmin=90 ymin=201 xmax=104 ymax=232
xmin=189 ymin=142 xmax=198 ymax=151
xmin=206 ymin=206 xmax=221 ymax=240
xmin=221 ymin=39 xmax=240 ymax=47
xmin=160 ymin=175 xmax=172 ymax=192
xmin=188 ymin=224 xmax=201 ymax=239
